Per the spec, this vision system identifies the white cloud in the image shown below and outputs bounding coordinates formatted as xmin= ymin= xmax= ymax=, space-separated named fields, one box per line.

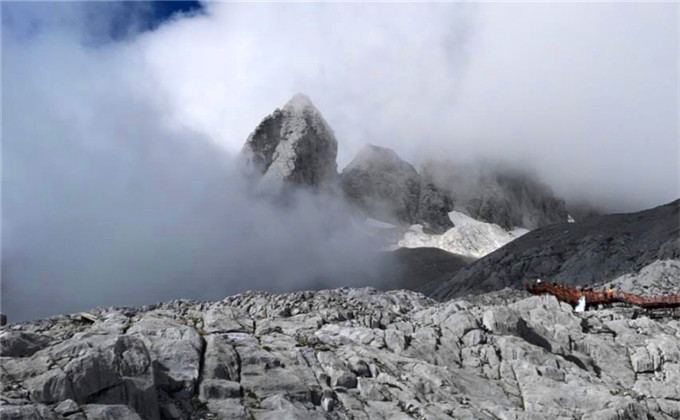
xmin=127 ymin=2 xmax=677 ymax=210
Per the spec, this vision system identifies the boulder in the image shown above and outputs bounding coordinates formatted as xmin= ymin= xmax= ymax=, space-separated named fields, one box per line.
xmin=82 ymin=404 xmax=143 ymax=420
xmin=199 ymin=379 xmax=242 ymax=401
xmin=0 ymin=332 xmax=51 ymax=357
xmin=0 ymin=405 xmax=57 ymax=420
xmin=127 ymin=316 xmax=203 ymax=395
xmin=201 ymin=334 xmax=241 ymax=382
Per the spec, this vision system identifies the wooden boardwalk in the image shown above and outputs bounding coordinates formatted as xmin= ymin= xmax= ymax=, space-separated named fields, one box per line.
xmin=526 ymin=282 xmax=680 ymax=310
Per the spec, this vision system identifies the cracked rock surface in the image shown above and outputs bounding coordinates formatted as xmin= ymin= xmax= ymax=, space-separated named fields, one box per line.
xmin=3 ymin=287 xmax=680 ymax=419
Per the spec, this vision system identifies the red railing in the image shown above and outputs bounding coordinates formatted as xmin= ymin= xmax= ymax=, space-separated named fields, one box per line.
xmin=525 ymin=282 xmax=680 ymax=309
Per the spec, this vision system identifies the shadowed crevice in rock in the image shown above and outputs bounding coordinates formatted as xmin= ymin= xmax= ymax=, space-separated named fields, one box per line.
xmin=516 ymin=318 xmax=552 ymax=353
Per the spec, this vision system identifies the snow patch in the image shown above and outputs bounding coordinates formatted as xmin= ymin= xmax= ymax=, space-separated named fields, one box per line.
xmin=448 ymin=210 xmax=480 ymax=227
xmin=397 ymin=211 xmax=529 ymax=258
xmin=567 ymin=214 xmax=575 ymax=223
xmin=354 ymin=216 xmax=403 ymax=252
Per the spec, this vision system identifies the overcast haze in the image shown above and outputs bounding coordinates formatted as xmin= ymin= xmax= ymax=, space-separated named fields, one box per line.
xmin=136 ymin=2 xmax=677 ymax=210
xmin=2 ymin=2 xmax=678 ymax=320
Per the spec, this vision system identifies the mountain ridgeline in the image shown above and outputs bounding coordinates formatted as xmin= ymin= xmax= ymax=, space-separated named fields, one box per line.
xmin=242 ymin=94 xmax=571 ymax=234
xmin=239 ymin=94 xmax=678 ymax=300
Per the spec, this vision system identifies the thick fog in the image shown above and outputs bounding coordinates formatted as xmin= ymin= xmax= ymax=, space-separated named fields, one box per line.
xmin=2 ymin=2 xmax=678 ymax=320
xmin=115 ymin=1 xmax=676 ymax=211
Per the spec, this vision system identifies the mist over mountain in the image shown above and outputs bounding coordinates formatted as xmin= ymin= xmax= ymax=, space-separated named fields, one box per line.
xmin=2 ymin=3 xmax=679 ymax=419
xmin=1 ymin=92 xmax=397 ymax=322
xmin=2 ymin=1 xmax=677 ymax=324
xmin=421 ymin=160 xmax=570 ymax=230
xmin=3 ymin=2 xmax=675 ymax=211
xmin=341 ymin=145 xmax=429 ymax=230
xmin=2 ymin=82 xmax=674 ymax=323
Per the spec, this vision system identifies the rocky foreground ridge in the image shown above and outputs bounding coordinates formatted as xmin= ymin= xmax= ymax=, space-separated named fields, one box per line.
xmin=3 ymin=285 xmax=680 ymax=420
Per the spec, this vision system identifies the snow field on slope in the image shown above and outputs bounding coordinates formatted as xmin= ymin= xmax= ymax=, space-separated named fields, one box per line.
xmin=398 ymin=211 xmax=529 ymax=258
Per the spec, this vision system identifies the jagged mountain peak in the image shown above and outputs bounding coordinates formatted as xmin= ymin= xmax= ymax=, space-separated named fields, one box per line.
xmin=341 ymin=144 xmax=422 ymax=227
xmin=241 ymin=94 xmax=338 ymax=192
xmin=343 ymin=144 xmax=414 ymax=173
xmin=282 ymin=93 xmax=315 ymax=113
xmin=419 ymin=159 xmax=569 ymax=230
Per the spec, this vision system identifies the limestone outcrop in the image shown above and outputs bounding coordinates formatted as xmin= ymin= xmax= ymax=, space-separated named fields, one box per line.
xmin=3 ymin=285 xmax=680 ymax=419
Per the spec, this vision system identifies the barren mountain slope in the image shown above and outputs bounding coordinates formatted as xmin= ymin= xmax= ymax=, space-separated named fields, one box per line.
xmin=432 ymin=199 xmax=680 ymax=301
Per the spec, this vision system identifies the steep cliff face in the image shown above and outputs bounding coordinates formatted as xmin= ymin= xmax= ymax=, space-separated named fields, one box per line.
xmin=241 ymin=94 xmax=338 ymax=193
xmin=340 ymin=145 xmax=424 ymax=228
xmin=3 ymin=284 xmax=680 ymax=420
xmin=415 ymin=180 xmax=455 ymax=233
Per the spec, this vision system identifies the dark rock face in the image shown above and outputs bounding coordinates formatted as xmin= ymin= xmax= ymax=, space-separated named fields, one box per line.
xmin=421 ymin=161 xmax=569 ymax=230
xmin=241 ymin=94 xmax=338 ymax=192
xmin=465 ymin=173 xmax=567 ymax=230
xmin=385 ymin=247 xmax=475 ymax=295
xmin=431 ymin=199 xmax=680 ymax=301
xmin=416 ymin=180 xmax=455 ymax=233
xmin=341 ymin=148 xmax=571 ymax=234
xmin=3 ymin=286 xmax=680 ymax=419
xmin=566 ymin=201 xmax=603 ymax=223
xmin=341 ymin=144 xmax=423 ymax=227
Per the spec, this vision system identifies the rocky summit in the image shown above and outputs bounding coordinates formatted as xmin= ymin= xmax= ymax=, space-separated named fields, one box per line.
xmin=340 ymin=145 xmax=570 ymax=235
xmin=341 ymin=145 xmax=426 ymax=229
xmin=241 ymin=94 xmax=338 ymax=192
xmin=340 ymin=145 xmax=453 ymax=233
xmin=241 ymin=95 xmax=573 ymax=239
xmin=3 ymin=285 xmax=680 ymax=420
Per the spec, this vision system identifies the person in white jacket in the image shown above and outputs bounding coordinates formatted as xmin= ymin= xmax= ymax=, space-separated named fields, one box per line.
xmin=575 ymin=296 xmax=586 ymax=313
